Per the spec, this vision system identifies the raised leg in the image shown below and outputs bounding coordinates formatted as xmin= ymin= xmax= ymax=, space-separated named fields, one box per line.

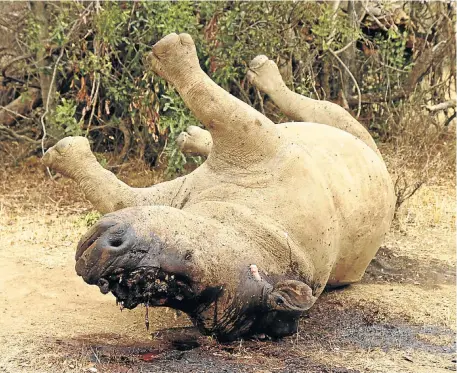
xmin=42 ymin=137 xmax=189 ymax=214
xmin=176 ymin=125 xmax=212 ymax=157
xmin=147 ymin=33 xmax=282 ymax=167
xmin=247 ymin=55 xmax=381 ymax=157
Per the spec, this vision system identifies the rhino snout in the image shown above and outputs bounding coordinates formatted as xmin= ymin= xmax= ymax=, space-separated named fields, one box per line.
xmin=73 ymin=214 xmax=202 ymax=311
xmin=75 ymin=218 xmax=154 ymax=284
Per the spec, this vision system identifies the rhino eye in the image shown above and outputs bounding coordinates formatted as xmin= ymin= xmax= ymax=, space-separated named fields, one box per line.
xmin=276 ymin=297 xmax=284 ymax=306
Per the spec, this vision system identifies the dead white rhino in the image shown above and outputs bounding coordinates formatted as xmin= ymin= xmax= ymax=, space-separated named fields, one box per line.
xmin=43 ymin=33 xmax=395 ymax=341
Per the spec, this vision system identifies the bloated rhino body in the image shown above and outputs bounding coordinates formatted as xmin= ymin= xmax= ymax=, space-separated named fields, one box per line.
xmin=43 ymin=33 xmax=395 ymax=341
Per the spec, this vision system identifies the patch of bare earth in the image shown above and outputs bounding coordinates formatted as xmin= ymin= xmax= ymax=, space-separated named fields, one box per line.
xmin=0 ymin=154 xmax=455 ymax=373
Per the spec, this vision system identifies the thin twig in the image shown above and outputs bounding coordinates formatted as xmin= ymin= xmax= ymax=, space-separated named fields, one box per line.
xmin=86 ymin=74 xmax=100 ymax=136
xmin=83 ymin=123 xmax=116 ymax=132
xmin=329 ymin=48 xmax=362 ymax=118
xmin=1 ymin=54 xmax=33 ymax=75
xmin=332 ymin=40 xmax=355 ymax=55
xmin=40 ymin=46 xmax=65 ymax=178
xmin=378 ymin=60 xmax=410 ymax=73
xmin=256 ymin=88 xmax=265 ymax=115
xmin=242 ymin=20 xmax=268 ymax=33
xmin=157 ymin=137 xmax=168 ymax=165
xmin=0 ymin=106 xmax=30 ymax=120
xmin=232 ymin=79 xmax=252 ymax=105
xmin=90 ymin=347 xmax=101 ymax=364
xmin=308 ymin=65 xmax=320 ymax=100
xmin=1 ymin=73 xmax=41 ymax=89
xmin=336 ymin=64 xmax=349 ymax=109
xmin=443 ymin=112 xmax=456 ymax=127
xmin=362 ymin=3 xmax=389 ymax=32
xmin=0 ymin=124 xmax=39 ymax=144
xmin=296 ymin=320 xmax=299 ymax=345
xmin=423 ymin=100 xmax=456 ymax=112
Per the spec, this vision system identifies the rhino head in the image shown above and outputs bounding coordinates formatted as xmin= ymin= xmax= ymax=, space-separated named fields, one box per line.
xmin=75 ymin=208 xmax=316 ymax=341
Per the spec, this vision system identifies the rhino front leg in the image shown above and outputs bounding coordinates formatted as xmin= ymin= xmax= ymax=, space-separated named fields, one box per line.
xmin=147 ymin=33 xmax=282 ymax=167
xmin=247 ymin=55 xmax=381 ymax=157
xmin=177 ymin=125 xmax=212 ymax=157
xmin=42 ymin=136 xmax=189 ymax=214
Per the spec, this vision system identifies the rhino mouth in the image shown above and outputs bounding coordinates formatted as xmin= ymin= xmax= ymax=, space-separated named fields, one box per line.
xmin=95 ymin=266 xmax=197 ymax=312
xmin=74 ymin=218 xmax=217 ymax=328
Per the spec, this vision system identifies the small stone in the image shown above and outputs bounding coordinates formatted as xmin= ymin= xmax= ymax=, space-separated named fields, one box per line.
xmin=88 ymin=367 xmax=98 ymax=373
xmin=403 ymin=355 xmax=413 ymax=362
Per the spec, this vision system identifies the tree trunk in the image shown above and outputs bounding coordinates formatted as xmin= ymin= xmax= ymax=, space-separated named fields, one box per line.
xmin=321 ymin=59 xmax=331 ymax=99
xmin=118 ymin=119 xmax=131 ymax=160
xmin=30 ymin=2 xmax=55 ymax=111
xmin=340 ymin=0 xmax=360 ymax=101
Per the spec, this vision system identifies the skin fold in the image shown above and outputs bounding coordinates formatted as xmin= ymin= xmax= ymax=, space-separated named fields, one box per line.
xmin=43 ymin=33 xmax=396 ymax=341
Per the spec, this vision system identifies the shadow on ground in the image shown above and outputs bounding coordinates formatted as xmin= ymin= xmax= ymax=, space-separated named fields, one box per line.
xmin=363 ymin=246 xmax=455 ymax=287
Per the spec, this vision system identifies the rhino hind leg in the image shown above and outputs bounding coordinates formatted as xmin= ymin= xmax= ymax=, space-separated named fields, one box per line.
xmin=247 ymin=55 xmax=381 ymax=157
xmin=247 ymin=55 xmax=287 ymax=98
xmin=147 ymin=33 xmax=282 ymax=166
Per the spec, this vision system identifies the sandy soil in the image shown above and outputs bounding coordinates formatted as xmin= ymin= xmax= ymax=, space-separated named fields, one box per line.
xmin=0 ymin=159 xmax=455 ymax=373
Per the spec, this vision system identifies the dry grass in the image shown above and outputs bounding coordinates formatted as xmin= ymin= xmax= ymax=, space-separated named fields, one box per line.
xmin=385 ymin=182 xmax=456 ymax=266
xmin=311 ymin=348 xmax=455 ymax=373
xmin=379 ymin=101 xmax=456 ymax=216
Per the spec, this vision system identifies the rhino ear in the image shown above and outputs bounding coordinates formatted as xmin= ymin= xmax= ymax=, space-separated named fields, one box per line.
xmin=268 ymin=280 xmax=317 ymax=312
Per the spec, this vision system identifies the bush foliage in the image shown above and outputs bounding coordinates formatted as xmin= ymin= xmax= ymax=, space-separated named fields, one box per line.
xmin=1 ymin=1 xmax=455 ymax=178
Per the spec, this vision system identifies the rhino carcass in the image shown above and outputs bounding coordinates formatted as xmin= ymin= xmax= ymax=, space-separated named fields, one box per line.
xmin=43 ymin=33 xmax=395 ymax=341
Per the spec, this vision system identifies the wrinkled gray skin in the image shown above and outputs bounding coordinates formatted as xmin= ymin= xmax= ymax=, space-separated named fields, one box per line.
xmin=43 ymin=33 xmax=395 ymax=342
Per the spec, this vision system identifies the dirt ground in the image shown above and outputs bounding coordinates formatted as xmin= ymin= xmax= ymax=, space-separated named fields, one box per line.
xmin=0 ymin=153 xmax=455 ymax=373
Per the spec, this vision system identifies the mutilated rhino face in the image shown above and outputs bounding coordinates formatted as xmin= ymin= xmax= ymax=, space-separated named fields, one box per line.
xmin=75 ymin=209 xmax=317 ymax=341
